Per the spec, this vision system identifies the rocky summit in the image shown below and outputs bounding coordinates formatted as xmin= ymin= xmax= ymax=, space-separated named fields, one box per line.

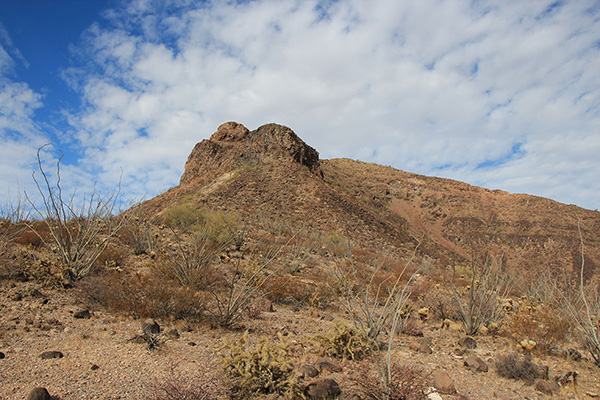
xmin=180 ymin=122 xmax=321 ymax=185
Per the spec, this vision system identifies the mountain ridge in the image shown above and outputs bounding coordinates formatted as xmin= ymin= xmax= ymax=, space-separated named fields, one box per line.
xmin=144 ymin=122 xmax=599 ymax=278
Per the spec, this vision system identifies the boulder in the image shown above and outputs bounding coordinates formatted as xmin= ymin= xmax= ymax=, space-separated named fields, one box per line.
xmin=142 ymin=318 xmax=160 ymax=335
xmin=305 ymin=378 xmax=341 ymax=399
xmin=458 ymin=336 xmax=477 ymax=349
xmin=298 ymin=364 xmax=319 ymax=379
xmin=535 ymin=380 xmax=560 ymax=395
xmin=464 ymin=355 xmax=488 ymax=372
xmin=27 ymin=387 xmax=52 ymax=400
xmin=315 ymin=358 xmax=343 ymax=373
xmin=432 ymin=369 xmax=456 ymax=394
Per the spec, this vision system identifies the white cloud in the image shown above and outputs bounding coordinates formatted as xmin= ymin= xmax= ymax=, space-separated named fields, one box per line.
xmin=0 ymin=23 xmax=47 ymax=206
xmin=62 ymin=0 xmax=600 ymax=209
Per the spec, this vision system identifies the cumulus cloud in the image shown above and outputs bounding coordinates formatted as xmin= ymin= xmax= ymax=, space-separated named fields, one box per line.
xmin=62 ymin=0 xmax=600 ymax=209
xmin=0 ymin=22 xmax=48 ymax=206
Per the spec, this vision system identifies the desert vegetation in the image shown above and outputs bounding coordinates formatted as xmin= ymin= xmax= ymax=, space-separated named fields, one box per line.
xmin=1 ymin=135 xmax=599 ymax=399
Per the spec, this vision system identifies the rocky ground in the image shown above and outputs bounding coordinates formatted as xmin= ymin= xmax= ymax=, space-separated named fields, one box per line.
xmin=2 ymin=279 xmax=600 ymax=400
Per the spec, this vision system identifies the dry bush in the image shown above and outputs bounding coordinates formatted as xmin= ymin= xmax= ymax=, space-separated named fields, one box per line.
xmin=13 ymin=221 xmax=51 ymax=248
xmin=495 ymin=352 xmax=545 ymax=384
xmin=314 ymin=324 xmax=376 ymax=361
xmin=79 ymin=271 xmax=206 ymax=320
xmin=263 ymin=274 xmax=336 ymax=309
xmin=154 ymin=233 xmax=224 ymax=289
xmin=220 ymin=331 xmax=302 ymax=399
xmin=151 ymin=360 xmax=229 ymax=400
xmin=206 ymin=260 xmax=270 ymax=328
xmin=547 ymin=225 xmax=600 ymax=366
xmin=26 ymin=146 xmax=127 ymax=283
xmin=118 ymin=207 xmax=157 ymax=255
xmin=350 ymin=361 xmax=428 ymax=400
xmin=0 ymin=196 xmax=28 ymax=243
xmin=446 ymin=254 xmax=513 ymax=335
xmin=94 ymin=242 xmax=129 ymax=270
xmin=508 ymin=304 xmax=571 ymax=354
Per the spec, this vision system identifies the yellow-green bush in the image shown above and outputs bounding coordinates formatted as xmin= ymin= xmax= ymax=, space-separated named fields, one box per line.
xmin=220 ymin=331 xmax=302 ymax=399
xmin=314 ymin=323 xmax=375 ymax=361
xmin=162 ymin=203 xmax=203 ymax=230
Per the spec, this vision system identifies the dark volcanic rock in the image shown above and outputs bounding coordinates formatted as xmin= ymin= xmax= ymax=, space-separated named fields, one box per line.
xmin=180 ymin=122 xmax=321 ymax=184
xmin=27 ymin=387 xmax=51 ymax=400
xmin=39 ymin=351 xmax=63 ymax=359
xmin=142 ymin=318 xmax=160 ymax=335
xmin=73 ymin=309 xmax=91 ymax=319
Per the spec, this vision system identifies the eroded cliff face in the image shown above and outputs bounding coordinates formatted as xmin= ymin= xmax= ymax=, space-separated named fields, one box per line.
xmin=180 ymin=122 xmax=321 ymax=185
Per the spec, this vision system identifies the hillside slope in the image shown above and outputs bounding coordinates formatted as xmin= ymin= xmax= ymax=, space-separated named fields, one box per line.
xmin=145 ymin=122 xmax=599 ymax=277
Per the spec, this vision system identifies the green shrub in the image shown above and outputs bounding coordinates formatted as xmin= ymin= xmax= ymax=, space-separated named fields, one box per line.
xmin=162 ymin=203 xmax=203 ymax=230
xmin=220 ymin=332 xmax=302 ymax=399
xmin=314 ymin=323 xmax=375 ymax=361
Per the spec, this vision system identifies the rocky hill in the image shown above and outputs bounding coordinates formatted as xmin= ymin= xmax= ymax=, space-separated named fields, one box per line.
xmin=146 ymin=121 xmax=600 ymax=280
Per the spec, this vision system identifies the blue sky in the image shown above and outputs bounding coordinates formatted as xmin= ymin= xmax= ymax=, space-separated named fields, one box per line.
xmin=1 ymin=0 xmax=599 ymax=210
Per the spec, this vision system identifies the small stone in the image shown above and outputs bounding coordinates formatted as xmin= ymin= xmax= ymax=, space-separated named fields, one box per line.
xmin=109 ymin=330 xmax=116 ymax=335
xmin=187 ymin=341 xmax=196 ymax=346
xmin=27 ymin=387 xmax=51 ymax=400
xmin=91 ymin=364 xmax=100 ymax=370
xmin=321 ymin=314 xmax=334 ymax=322
xmin=432 ymin=370 xmax=456 ymax=394
xmin=315 ymin=358 xmax=343 ymax=373
xmin=298 ymin=364 xmax=319 ymax=379
xmin=427 ymin=393 xmax=443 ymax=400
xmin=39 ymin=351 xmax=63 ymax=359
xmin=142 ymin=318 xmax=160 ymax=334
xmin=74 ymin=309 xmax=91 ymax=319
xmin=11 ymin=293 xmax=22 ymax=301
xmin=305 ymin=378 xmax=341 ymax=399
xmin=166 ymin=329 xmax=180 ymax=339
xmin=458 ymin=336 xmax=477 ymax=349
xmin=464 ymin=355 xmax=488 ymax=372
xmin=535 ymin=380 xmax=559 ymax=395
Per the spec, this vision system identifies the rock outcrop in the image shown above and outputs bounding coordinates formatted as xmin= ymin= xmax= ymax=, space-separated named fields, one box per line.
xmin=180 ymin=122 xmax=321 ymax=184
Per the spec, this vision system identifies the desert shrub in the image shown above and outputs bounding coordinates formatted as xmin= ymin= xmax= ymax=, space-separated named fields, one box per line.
xmin=163 ymin=204 xmax=244 ymax=249
xmin=495 ymin=352 xmax=545 ymax=384
xmin=446 ymin=254 xmax=513 ymax=335
xmin=118 ymin=208 xmax=157 ymax=255
xmin=323 ymin=230 xmax=349 ymax=256
xmin=13 ymin=220 xmax=51 ymax=248
xmin=220 ymin=331 xmax=302 ymax=399
xmin=350 ymin=361 xmax=427 ymax=400
xmin=94 ymin=242 xmax=129 ymax=270
xmin=151 ymin=360 xmax=229 ymax=400
xmin=79 ymin=271 xmax=206 ymax=320
xmin=25 ymin=146 xmax=127 ymax=283
xmin=314 ymin=324 xmax=376 ymax=361
xmin=206 ymin=260 xmax=270 ymax=328
xmin=162 ymin=203 xmax=203 ymax=230
xmin=547 ymin=227 xmax=600 ymax=366
xmin=508 ymin=303 xmax=571 ymax=354
xmin=199 ymin=210 xmax=244 ymax=250
xmin=155 ymin=235 xmax=223 ymax=289
xmin=263 ymin=274 xmax=335 ymax=309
